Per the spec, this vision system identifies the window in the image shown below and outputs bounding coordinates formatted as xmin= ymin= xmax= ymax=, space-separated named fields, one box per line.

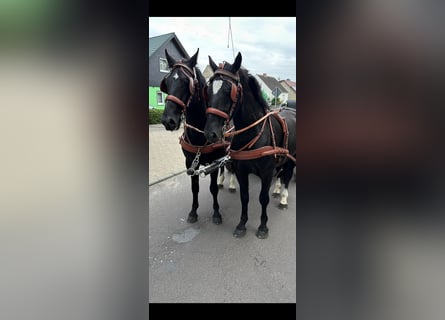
xmin=157 ymin=91 xmax=165 ymax=104
xmin=159 ymin=58 xmax=169 ymax=73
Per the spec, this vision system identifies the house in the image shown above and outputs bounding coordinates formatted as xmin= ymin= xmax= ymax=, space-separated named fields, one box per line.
xmin=202 ymin=65 xmax=294 ymax=107
xmin=255 ymin=73 xmax=288 ymax=106
xmin=149 ymin=32 xmax=190 ymax=109
xmin=202 ymin=64 xmax=214 ymax=82
xmin=279 ymin=79 xmax=296 ymax=101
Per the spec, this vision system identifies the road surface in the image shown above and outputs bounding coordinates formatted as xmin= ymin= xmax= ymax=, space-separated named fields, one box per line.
xmin=148 ymin=171 xmax=296 ymax=303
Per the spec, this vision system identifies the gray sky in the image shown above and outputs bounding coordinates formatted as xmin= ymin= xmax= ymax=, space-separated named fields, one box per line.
xmin=149 ymin=17 xmax=296 ymax=81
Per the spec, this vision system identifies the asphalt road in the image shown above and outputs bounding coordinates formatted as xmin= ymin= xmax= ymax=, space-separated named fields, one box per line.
xmin=148 ymin=170 xmax=296 ymax=303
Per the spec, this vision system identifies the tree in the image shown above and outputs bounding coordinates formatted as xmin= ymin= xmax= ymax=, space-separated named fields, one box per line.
xmin=270 ymin=97 xmax=282 ymax=106
xmin=261 ymin=90 xmax=269 ymax=103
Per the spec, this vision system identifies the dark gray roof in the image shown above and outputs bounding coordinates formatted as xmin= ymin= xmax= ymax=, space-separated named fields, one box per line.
xmin=257 ymin=74 xmax=287 ymax=93
xmin=149 ymin=32 xmax=189 ymax=59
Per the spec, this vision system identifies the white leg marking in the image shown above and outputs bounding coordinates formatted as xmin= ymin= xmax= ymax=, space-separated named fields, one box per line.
xmin=229 ymin=174 xmax=236 ymax=190
xmin=273 ymin=179 xmax=281 ymax=194
xmin=217 ymin=172 xmax=225 ymax=186
xmin=280 ymin=188 xmax=289 ymax=206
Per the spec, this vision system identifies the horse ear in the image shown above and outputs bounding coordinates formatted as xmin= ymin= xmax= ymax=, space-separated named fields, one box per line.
xmin=209 ymin=55 xmax=218 ymax=72
xmin=189 ymin=49 xmax=199 ymax=67
xmin=232 ymin=52 xmax=242 ymax=72
xmin=165 ymin=49 xmax=176 ymax=68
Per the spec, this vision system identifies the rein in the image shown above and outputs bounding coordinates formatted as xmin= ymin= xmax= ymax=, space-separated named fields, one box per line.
xmin=180 ymin=120 xmax=230 ymax=154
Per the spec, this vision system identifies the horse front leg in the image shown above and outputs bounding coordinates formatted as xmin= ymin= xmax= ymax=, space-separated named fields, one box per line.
xmin=228 ymin=172 xmax=236 ymax=193
xmin=257 ymin=174 xmax=273 ymax=239
xmin=279 ymin=161 xmax=295 ymax=208
xmin=233 ymin=171 xmax=249 ymax=238
xmin=209 ymin=170 xmax=222 ymax=224
xmin=272 ymin=176 xmax=281 ymax=197
xmin=217 ymin=166 xmax=225 ymax=188
xmin=187 ymin=174 xmax=199 ymax=223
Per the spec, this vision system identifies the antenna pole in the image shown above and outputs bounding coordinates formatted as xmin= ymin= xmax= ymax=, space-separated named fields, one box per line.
xmin=228 ymin=17 xmax=235 ymax=59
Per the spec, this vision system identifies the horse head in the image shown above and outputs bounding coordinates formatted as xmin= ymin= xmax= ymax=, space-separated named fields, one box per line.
xmin=160 ymin=48 xmax=200 ymax=131
xmin=204 ymin=52 xmax=243 ymax=143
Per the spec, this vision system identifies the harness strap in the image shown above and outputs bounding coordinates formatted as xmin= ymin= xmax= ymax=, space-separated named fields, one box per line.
xmin=179 ymin=134 xmax=228 ymax=154
xmin=173 ymin=62 xmax=194 ymax=78
xmin=213 ymin=68 xmax=240 ymax=82
xmin=227 ymin=110 xmax=295 ymax=163
xmin=206 ymin=107 xmax=230 ymax=120
xmin=234 ymin=116 xmax=269 ymax=152
xmin=165 ymin=95 xmax=187 ymax=109
xmin=183 ymin=122 xmax=205 ymax=134
xmin=224 ymin=110 xmax=280 ymax=137
xmin=230 ymin=146 xmax=290 ymax=160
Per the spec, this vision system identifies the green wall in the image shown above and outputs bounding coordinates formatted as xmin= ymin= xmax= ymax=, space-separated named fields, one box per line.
xmin=148 ymin=86 xmax=166 ymax=110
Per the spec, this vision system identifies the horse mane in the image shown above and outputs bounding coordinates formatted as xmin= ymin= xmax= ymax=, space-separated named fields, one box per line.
xmin=238 ymin=67 xmax=270 ymax=112
xmin=185 ymin=63 xmax=207 ymax=133
xmin=194 ymin=66 xmax=206 ymax=89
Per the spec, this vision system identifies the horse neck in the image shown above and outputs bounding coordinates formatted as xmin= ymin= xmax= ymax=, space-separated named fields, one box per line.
xmin=232 ymin=89 xmax=267 ymax=137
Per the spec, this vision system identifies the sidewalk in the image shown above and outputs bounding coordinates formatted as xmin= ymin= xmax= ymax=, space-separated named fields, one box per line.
xmin=149 ymin=124 xmax=187 ymax=185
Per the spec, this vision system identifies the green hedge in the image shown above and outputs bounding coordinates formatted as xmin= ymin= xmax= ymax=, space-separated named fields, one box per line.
xmin=149 ymin=109 xmax=164 ymax=124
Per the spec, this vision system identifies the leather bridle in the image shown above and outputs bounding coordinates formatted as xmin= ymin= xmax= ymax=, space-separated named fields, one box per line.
xmin=160 ymin=61 xmax=228 ymax=155
xmin=160 ymin=62 xmax=199 ymax=111
xmin=205 ymin=64 xmax=243 ymax=122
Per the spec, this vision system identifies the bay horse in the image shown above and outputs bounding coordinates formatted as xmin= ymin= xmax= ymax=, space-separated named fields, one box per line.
xmin=160 ymin=48 xmax=227 ymax=224
xmin=203 ymin=52 xmax=296 ymax=239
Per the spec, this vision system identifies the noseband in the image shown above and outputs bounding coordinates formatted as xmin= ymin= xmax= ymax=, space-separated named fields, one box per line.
xmin=160 ymin=62 xmax=199 ymax=111
xmin=205 ymin=64 xmax=243 ymax=122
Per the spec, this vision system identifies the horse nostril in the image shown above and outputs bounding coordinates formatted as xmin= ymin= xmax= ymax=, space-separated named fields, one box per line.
xmin=205 ymin=131 xmax=218 ymax=142
xmin=161 ymin=117 xmax=177 ymax=130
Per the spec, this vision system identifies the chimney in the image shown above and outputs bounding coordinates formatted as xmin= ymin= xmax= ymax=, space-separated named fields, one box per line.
xmin=262 ymin=73 xmax=267 ymax=76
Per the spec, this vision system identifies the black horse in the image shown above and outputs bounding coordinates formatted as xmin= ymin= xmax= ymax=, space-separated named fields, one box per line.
xmin=217 ymin=120 xmax=237 ymax=192
xmin=204 ymin=52 xmax=296 ymax=239
xmin=160 ymin=48 xmax=227 ymax=224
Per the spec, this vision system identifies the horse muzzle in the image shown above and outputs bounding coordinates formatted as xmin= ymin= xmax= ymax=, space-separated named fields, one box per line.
xmin=161 ymin=115 xmax=180 ymax=131
xmin=204 ymin=129 xmax=221 ymax=143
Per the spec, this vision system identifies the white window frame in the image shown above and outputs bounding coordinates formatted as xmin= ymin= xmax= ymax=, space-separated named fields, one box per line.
xmin=156 ymin=91 xmax=165 ymax=105
xmin=159 ymin=58 xmax=169 ymax=73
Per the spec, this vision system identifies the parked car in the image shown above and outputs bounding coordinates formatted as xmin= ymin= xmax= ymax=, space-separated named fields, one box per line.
xmin=280 ymin=100 xmax=296 ymax=109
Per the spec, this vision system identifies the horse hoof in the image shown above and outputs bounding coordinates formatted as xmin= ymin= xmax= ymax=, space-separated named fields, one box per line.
xmin=229 ymin=188 xmax=236 ymax=193
xmin=278 ymin=203 xmax=288 ymax=209
xmin=256 ymin=229 xmax=269 ymax=239
xmin=187 ymin=215 xmax=198 ymax=223
xmin=272 ymin=192 xmax=280 ymax=198
xmin=233 ymin=228 xmax=246 ymax=238
xmin=212 ymin=216 xmax=222 ymax=225
xmin=218 ymin=184 xmax=224 ymax=189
